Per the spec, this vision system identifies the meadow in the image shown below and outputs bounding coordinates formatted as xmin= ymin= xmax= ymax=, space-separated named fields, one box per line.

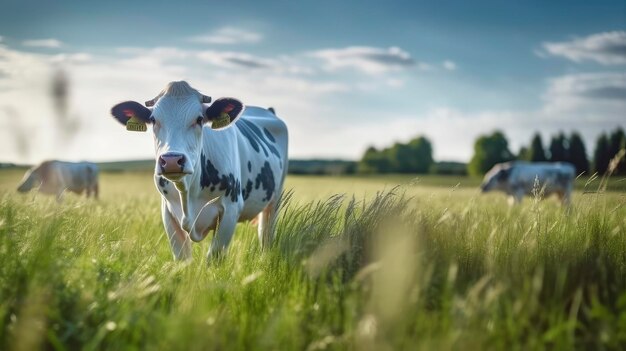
xmin=0 ymin=169 xmax=625 ymax=350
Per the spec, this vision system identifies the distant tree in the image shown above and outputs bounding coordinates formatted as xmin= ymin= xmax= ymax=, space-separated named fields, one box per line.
xmin=549 ymin=133 xmax=568 ymax=162
xmin=358 ymin=146 xmax=391 ymax=174
xmin=517 ymin=146 xmax=530 ymax=161
xmin=593 ymin=133 xmax=610 ymax=175
xmin=358 ymin=136 xmax=434 ymax=174
xmin=608 ymin=128 xmax=626 ymax=155
xmin=387 ymin=143 xmax=415 ymax=173
xmin=568 ymin=132 xmax=589 ymax=175
xmin=468 ymin=131 xmax=514 ymax=176
xmin=528 ymin=133 xmax=547 ymax=162
xmin=429 ymin=161 xmax=468 ymax=175
xmin=407 ymin=136 xmax=434 ymax=173
xmin=608 ymin=128 xmax=626 ymax=175
xmin=345 ymin=162 xmax=357 ymax=174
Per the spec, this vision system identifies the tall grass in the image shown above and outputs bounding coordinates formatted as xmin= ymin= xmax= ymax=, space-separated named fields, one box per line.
xmin=0 ymin=177 xmax=625 ymax=350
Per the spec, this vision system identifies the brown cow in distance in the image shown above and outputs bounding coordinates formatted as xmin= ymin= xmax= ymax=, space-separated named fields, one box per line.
xmin=17 ymin=160 xmax=99 ymax=201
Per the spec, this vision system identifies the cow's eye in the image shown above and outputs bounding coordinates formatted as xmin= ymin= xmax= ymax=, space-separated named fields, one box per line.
xmin=196 ymin=116 xmax=204 ymax=125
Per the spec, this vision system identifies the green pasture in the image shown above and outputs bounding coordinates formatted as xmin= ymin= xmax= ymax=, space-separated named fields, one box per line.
xmin=0 ymin=169 xmax=625 ymax=350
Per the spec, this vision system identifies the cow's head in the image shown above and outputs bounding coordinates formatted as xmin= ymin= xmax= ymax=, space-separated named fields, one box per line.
xmin=480 ymin=164 xmax=511 ymax=193
xmin=111 ymin=81 xmax=243 ymax=183
xmin=17 ymin=168 xmax=39 ymax=193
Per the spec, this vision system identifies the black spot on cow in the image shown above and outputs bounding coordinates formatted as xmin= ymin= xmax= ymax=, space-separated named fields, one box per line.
xmin=235 ymin=119 xmax=280 ymax=159
xmin=158 ymin=176 xmax=169 ymax=194
xmin=255 ymin=161 xmax=275 ymax=202
xmin=247 ymin=161 xmax=252 ymax=172
xmin=200 ymin=153 xmax=241 ymax=202
xmin=263 ymin=127 xmax=276 ymax=143
xmin=556 ymin=171 xmax=572 ymax=185
xmin=242 ymin=180 xmax=253 ymax=200
xmin=158 ymin=177 xmax=169 ymax=187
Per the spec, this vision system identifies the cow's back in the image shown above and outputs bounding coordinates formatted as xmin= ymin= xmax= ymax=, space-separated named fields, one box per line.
xmin=56 ymin=161 xmax=98 ymax=193
xmin=511 ymin=162 xmax=575 ymax=194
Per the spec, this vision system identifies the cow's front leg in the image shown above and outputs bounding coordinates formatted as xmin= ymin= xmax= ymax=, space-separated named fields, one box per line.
xmin=207 ymin=209 xmax=239 ymax=260
xmin=162 ymin=201 xmax=192 ymax=261
xmin=507 ymin=189 xmax=524 ymax=206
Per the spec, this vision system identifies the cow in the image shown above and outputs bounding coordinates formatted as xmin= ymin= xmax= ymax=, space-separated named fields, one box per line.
xmin=480 ymin=161 xmax=575 ymax=206
xmin=110 ymin=81 xmax=289 ymax=261
xmin=17 ymin=160 xmax=99 ymax=201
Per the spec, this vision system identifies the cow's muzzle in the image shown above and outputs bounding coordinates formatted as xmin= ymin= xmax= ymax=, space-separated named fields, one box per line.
xmin=158 ymin=153 xmax=191 ymax=177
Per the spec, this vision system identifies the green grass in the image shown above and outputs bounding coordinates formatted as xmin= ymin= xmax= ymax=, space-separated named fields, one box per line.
xmin=1 ymin=170 xmax=625 ymax=350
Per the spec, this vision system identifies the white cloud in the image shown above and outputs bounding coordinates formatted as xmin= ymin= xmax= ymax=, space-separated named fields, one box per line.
xmin=188 ymin=27 xmax=262 ymax=45
xmin=50 ymin=53 xmax=93 ymax=64
xmin=543 ymin=72 xmax=626 ymax=114
xmin=197 ymin=50 xmax=276 ymax=69
xmin=442 ymin=60 xmax=457 ymax=70
xmin=0 ymin=44 xmax=351 ymax=164
xmin=22 ymin=38 xmax=63 ymax=48
xmin=115 ymin=46 xmax=313 ymax=75
xmin=116 ymin=46 xmax=190 ymax=60
xmin=541 ymin=31 xmax=626 ymax=65
xmin=0 ymin=40 xmax=622 ymax=164
xmin=0 ymin=45 xmax=51 ymax=90
xmin=304 ymin=71 xmax=625 ymax=161
xmin=416 ymin=62 xmax=433 ymax=71
xmin=310 ymin=46 xmax=415 ymax=74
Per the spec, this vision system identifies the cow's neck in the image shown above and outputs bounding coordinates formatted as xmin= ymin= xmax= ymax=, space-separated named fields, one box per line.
xmin=172 ymin=166 xmax=202 ymax=233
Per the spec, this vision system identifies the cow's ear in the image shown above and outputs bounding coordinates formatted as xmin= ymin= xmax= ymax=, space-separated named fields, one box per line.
xmin=111 ymin=101 xmax=152 ymax=131
xmin=204 ymin=97 xmax=244 ymax=130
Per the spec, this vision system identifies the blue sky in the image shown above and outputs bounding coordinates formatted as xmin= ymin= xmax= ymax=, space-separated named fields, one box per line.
xmin=0 ymin=0 xmax=624 ymax=163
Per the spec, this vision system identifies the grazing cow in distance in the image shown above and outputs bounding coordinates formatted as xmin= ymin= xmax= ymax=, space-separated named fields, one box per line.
xmin=17 ymin=160 xmax=99 ymax=201
xmin=110 ymin=81 xmax=289 ymax=261
xmin=480 ymin=161 xmax=575 ymax=205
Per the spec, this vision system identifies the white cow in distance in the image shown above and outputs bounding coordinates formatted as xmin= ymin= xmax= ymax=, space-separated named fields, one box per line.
xmin=480 ymin=161 xmax=575 ymax=205
xmin=110 ymin=81 xmax=289 ymax=261
xmin=17 ymin=160 xmax=99 ymax=201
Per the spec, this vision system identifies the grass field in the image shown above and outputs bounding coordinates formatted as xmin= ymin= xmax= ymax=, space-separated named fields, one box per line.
xmin=0 ymin=170 xmax=625 ymax=350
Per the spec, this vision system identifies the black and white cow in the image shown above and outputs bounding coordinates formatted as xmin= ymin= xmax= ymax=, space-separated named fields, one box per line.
xmin=17 ymin=160 xmax=99 ymax=201
xmin=111 ymin=81 xmax=288 ymax=260
xmin=480 ymin=161 xmax=575 ymax=205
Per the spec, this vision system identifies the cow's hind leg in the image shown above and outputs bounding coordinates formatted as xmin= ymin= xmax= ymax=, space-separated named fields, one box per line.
xmin=258 ymin=199 xmax=277 ymax=249
xmin=162 ymin=202 xmax=192 ymax=261
xmin=93 ymin=183 xmax=99 ymax=200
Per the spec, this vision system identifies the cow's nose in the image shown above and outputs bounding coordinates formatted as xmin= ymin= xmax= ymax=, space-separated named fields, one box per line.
xmin=159 ymin=153 xmax=187 ymax=174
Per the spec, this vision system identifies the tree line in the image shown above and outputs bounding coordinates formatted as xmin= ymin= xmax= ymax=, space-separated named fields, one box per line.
xmin=357 ymin=127 xmax=626 ymax=176
xmin=468 ymin=128 xmax=625 ymax=176
xmin=358 ymin=136 xmax=434 ymax=174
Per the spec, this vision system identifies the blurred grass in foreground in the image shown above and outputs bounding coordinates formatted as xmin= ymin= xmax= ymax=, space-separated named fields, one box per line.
xmin=0 ymin=170 xmax=625 ymax=350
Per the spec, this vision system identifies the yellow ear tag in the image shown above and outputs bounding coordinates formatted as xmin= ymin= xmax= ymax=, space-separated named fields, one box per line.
xmin=126 ymin=115 xmax=147 ymax=132
xmin=211 ymin=112 xmax=231 ymax=130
